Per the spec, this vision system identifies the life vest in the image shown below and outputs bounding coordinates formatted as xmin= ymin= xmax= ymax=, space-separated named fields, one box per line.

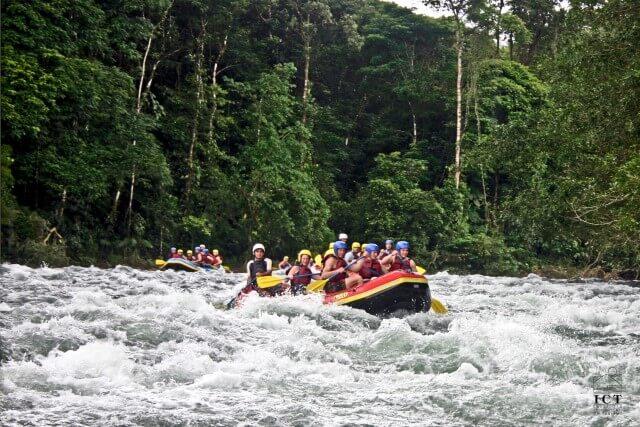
xmin=360 ymin=257 xmax=383 ymax=280
xmin=196 ymin=253 xmax=205 ymax=263
xmin=170 ymin=253 xmax=181 ymax=259
xmin=389 ymin=255 xmax=412 ymax=273
xmin=249 ymin=259 xmax=269 ymax=281
xmin=291 ymin=264 xmax=313 ymax=286
xmin=212 ymin=255 xmax=222 ymax=266
xmin=323 ymin=254 xmax=347 ymax=283
xmin=186 ymin=255 xmax=194 ymax=262
xmin=204 ymin=254 xmax=215 ymax=265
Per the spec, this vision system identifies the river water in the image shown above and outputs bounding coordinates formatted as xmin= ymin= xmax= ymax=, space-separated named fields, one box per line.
xmin=1 ymin=264 xmax=638 ymax=426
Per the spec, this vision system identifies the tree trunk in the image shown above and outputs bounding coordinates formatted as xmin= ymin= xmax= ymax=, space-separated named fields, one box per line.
xmin=110 ymin=189 xmax=121 ymax=224
xmin=119 ymin=0 xmax=174 ymax=233
xmin=301 ymin=28 xmax=311 ymax=125
xmin=183 ymin=22 xmax=207 ymax=213
xmin=480 ymin=164 xmax=489 ymax=226
xmin=207 ymin=32 xmax=229 ymax=145
xmin=57 ymin=188 xmax=67 ymax=220
xmin=454 ymin=30 xmax=463 ymax=190
xmin=495 ymin=0 xmax=504 ymax=56
xmin=409 ymin=101 xmax=417 ymax=146
xmin=508 ymin=33 xmax=514 ymax=61
xmin=126 ymin=169 xmax=136 ymax=231
xmin=412 ymin=111 xmax=417 ymax=146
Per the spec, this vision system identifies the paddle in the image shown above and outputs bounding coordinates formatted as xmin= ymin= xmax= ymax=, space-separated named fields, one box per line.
xmin=414 ymin=264 xmax=447 ymax=314
xmin=256 ymin=272 xmax=319 ymax=289
xmin=307 ymin=258 xmax=363 ymax=293
xmin=155 ymin=259 xmax=166 ymax=267
xmin=256 ymin=275 xmax=286 ymax=289
xmin=430 ymin=298 xmax=447 ymax=314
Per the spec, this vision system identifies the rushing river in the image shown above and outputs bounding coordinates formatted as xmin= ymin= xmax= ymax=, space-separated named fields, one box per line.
xmin=1 ymin=264 xmax=638 ymax=426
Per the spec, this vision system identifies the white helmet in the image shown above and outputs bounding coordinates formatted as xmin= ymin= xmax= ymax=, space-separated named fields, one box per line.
xmin=252 ymin=243 xmax=265 ymax=253
xmin=338 ymin=233 xmax=348 ymax=240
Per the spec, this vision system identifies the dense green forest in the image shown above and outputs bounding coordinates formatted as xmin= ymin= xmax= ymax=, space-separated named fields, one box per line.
xmin=1 ymin=0 xmax=638 ymax=277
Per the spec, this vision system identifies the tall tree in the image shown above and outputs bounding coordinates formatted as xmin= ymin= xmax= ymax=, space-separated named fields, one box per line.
xmin=424 ymin=0 xmax=480 ymax=189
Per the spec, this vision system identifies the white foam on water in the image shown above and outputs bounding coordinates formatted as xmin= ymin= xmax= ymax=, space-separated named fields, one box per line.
xmin=1 ymin=263 xmax=639 ymax=426
xmin=43 ymin=341 xmax=137 ymax=385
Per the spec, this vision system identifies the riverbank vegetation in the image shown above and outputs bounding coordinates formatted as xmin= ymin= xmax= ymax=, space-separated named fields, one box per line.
xmin=1 ymin=0 xmax=638 ymax=278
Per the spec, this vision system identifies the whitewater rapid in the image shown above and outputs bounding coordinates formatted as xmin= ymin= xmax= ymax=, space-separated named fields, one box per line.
xmin=1 ymin=264 xmax=638 ymax=426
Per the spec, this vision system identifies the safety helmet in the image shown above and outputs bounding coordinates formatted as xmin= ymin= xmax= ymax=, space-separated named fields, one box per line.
xmin=328 ymin=242 xmax=334 ymax=249
xmin=171 ymin=247 xmax=176 ymax=252
xmin=364 ymin=243 xmax=379 ymax=254
xmin=334 ymin=241 xmax=349 ymax=255
xmin=298 ymin=249 xmax=312 ymax=262
xmin=352 ymin=242 xmax=361 ymax=249
xmin=396 ymin=241 xmax=410 ymax=250
xmin=195 ymin=247 xmax=201 ymax=252
xmin=199 ymin=244 xmax=205 ymax=249
xmin=385 ymin=239 xmax=393 ymax=246
xmin=212 ymin=249 xmax=219 ymax=256
xmin=338 ymin=233 xmax=348 ymax=240
xmin=203 ymin=249 xmax=209 ymax=254
xmin=252 ymin=243 xmax=265 ymax=253
xmin=187 ymin=250 xmax=193 ymax=255
xmin=178 ymin=249 xmax=183 ymax=254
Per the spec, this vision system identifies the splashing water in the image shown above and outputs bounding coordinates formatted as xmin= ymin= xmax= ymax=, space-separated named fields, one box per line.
xmin=1 ymin=264 xmax=639 ymax=425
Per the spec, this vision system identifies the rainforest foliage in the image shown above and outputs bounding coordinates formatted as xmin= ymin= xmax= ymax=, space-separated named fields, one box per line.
xmin=1 ymin=0 xmax=638 ymax=277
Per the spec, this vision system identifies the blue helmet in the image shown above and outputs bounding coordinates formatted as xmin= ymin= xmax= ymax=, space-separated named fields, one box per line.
xmin=385 ymin=239 xmax=393 ymax=245
xmin=334 ymin=241 xmax=349 ymax=255
xmin=364 ymin=243 xmax=379 ymax=254
xmin=396 ymin=241 xmax=410 ymax=250
xmin=195 ymin=247 xmax=201 ymax=252
xmin=203 ymin=249 xmax=209 ymax=254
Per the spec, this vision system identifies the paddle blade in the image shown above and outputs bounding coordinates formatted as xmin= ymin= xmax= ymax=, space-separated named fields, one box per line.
xmin=416 ymin=266 xmax=426 ymax=275
xmin=257 ymin=275 xmax=285 ymax=289
xmin=307 ymin=278 xmax=328 ymax=293
xmin=430 ymin=298 xmax=448 ymax=315
xmin=155 ymin=259 xmax=166 ymax=267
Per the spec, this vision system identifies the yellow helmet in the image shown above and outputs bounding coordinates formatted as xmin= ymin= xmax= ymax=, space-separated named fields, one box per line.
xmin=298 ymin=249 xmax=312 ymax=262
xmin=187 ymin=250 xmax=193 ymax=255
xmin=328 ymin=242 xmax=334 ymax=249
xmin=352 ymin=242 xmax=361 ymax=249
xmin=178 ymin=249 xmax=184 ymax=254
xmin=212 ymin=249 xmax=219 ymax=256
xmin=314 ymin=254 xmax=323 ymax=265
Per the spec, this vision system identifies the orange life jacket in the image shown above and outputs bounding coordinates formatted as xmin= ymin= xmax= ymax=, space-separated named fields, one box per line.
xmin=389 ymin=255 xmax=412 ymax=272
xmin=323 ymin=254 xmax=347 ymax=283
xmin=360 ymin=257 xmax=383 ymax=279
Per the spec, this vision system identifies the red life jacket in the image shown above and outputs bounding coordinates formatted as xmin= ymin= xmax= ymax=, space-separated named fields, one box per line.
xmin=389 ymin=255 xmax=412 ymax=272
xmin=196 ymin=252 xmax=204 ymax=263
xmin=291 ymin=264 xmax=313 ymax=286
xmin=360 ymin=257 xmax=383 ymax=279
xmin=170 ymin=253 xmax=181 ymax=259
xmin=323 ymin=254 xmax=347 ymax=283
xmin=204 ymin=254 xmax=215 ymax=265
